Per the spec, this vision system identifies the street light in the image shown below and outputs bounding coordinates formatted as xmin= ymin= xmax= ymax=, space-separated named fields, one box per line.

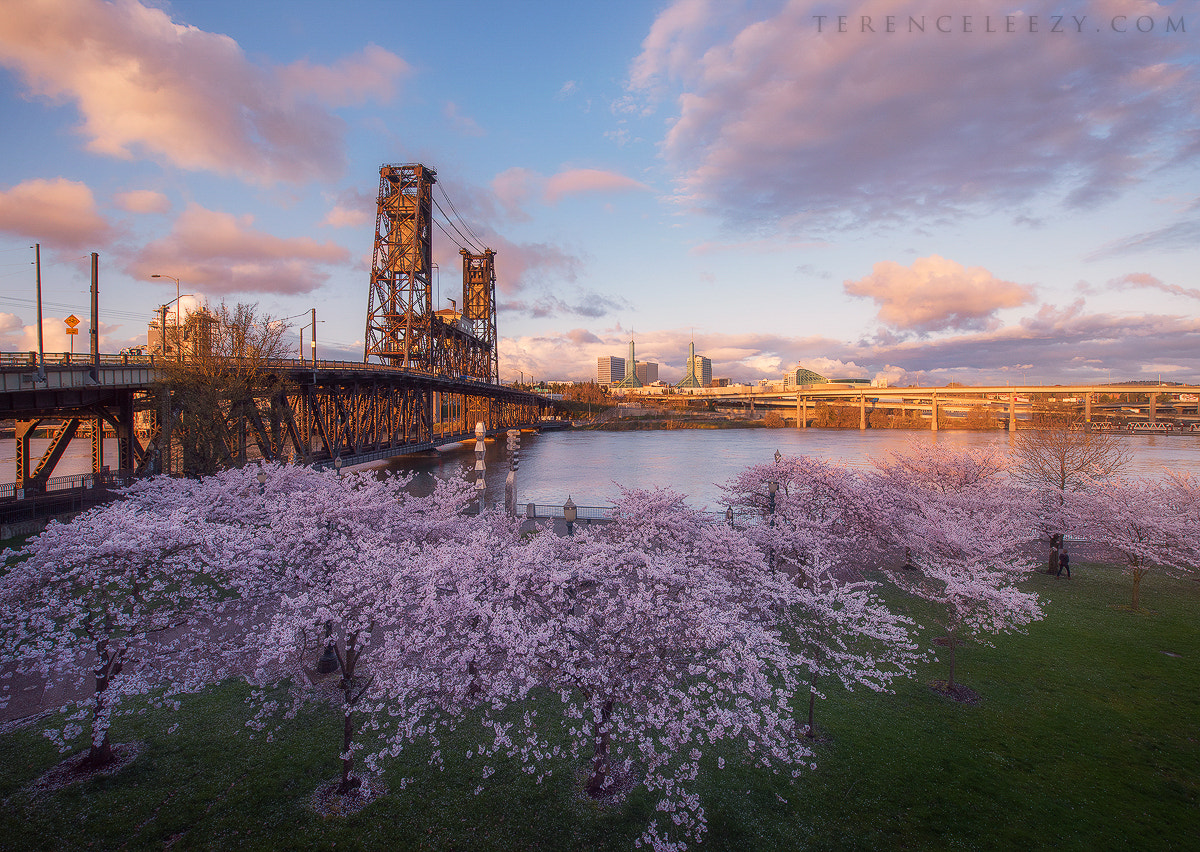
xmin=154 ymin=292 xmax=194 ymax=361
xmin=333 ymin=456 xmax=343 ymax=477
xmin=151 ymin=274 xmax=184 ymax=360
xmin=563 ymin=495 xmax=577 ymax=536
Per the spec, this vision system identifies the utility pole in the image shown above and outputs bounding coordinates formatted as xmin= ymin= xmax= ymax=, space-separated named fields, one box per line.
xmin=34 ymin=243 xmax=45 ymax=382
xmin=159 ymin=304 xmax=168 ymax=359
xmin=89 ymin=252 xmax=99 ymax=381
xmin=311 ymin=308 xmax=316 ymax=364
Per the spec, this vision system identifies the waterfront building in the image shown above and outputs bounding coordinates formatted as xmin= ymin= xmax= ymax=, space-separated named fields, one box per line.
xmin=614 ymin=340 xmax=643 ymax=389
xmin=636 ymin=361 xmax=659 ymax=384
xmin=784 ymin=366 xmax=829 ymax=387
xmin=677 ymin=341 xmax=711 ymax=388
xmin=597 ymin=356 xmax=625 ymax=386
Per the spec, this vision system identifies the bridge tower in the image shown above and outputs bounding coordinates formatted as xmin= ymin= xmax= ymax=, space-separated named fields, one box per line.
xmin=461 ymin=248 xmax=498 ymax=383
xmin=365 ymin=164 xmax=437 ymax=368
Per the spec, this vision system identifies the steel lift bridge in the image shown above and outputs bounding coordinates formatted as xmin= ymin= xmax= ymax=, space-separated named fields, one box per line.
xmin=0 ymin=163 xmax=547 ymax=522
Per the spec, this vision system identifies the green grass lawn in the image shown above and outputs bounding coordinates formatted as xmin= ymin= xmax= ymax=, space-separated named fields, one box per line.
xmin=1 ymin=561 xmax=1197 ymax=851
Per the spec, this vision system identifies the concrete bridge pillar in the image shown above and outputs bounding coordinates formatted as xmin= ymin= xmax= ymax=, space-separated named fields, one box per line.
xmin=930 ymin=393 xmax=939 ymax=432
xmin=1009 ymin=393 xmax=1016 ymax=432
xmin=1149 ymin=391 xmax=1157 ymax=423
xmin=796 ymin=393 xmax=807 ymax=429
xmin=1084 ymin=392 xmax=1092 ymax=424
xmin=859 ymin=393 xmax=866 ymax=430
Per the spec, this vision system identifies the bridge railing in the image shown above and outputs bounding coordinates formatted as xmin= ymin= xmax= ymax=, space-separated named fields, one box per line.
xmin=0 ymin=469 xmax=138 ymax=501
xmin=0 ymin=351 xmax=528 ymax=389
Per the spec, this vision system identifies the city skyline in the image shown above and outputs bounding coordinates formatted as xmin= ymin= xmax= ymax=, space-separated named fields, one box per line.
xmin=0 ymin=0 xmax=1197 ymax=386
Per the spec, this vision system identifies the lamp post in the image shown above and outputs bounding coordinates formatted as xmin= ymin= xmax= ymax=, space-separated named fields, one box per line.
xmin=563 ymin=495 xmax=577 ymax=536
xmin=154 ymin=293 xmax=194 ymax=361
xmin=151 ymin=274 xmax=183 ymax=361
xmin=334 ymin=456 xmax=343 ymax=477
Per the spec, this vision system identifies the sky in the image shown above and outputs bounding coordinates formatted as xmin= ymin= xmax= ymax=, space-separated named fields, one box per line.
xmin=0 ymin=0 xmax=1197 ymax=387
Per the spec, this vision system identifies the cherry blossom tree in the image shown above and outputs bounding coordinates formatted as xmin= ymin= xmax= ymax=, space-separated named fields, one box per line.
xmin=720 ymin=455 xmax=922 ymax=737
xmin=1009 ymin=413 xmax=1131 ymax=571
xmin=865 ymin=445 xmax=1042 ymax=694
xmin=426 ymin=487 xmax=819 ymax=851
xmin=0 ymin=482 xmax=252 ymax=768
xmin=238 ymin=463 xmax=477 ymax=796
xmin=1068 ymin=473 xmax=1200 ymax=611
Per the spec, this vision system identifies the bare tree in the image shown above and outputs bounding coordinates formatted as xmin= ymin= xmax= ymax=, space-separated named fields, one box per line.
xmin=155 ymin=302 xmax=295 ymax=476
xmin=1008 ymin=412 xmax=1131 ymax=572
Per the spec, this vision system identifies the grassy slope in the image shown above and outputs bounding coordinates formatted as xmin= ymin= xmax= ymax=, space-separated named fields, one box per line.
xmin=1 ymin=561 xmax=1196 ymax=851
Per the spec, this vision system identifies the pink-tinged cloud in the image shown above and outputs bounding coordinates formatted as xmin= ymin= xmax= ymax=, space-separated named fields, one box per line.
xmin=491 ymin=168 xmax=539 ymax=221
xmin=0 ymin=0 xmax=408 ymax=185
xmin=1110 ymin=271 xmax=1200 ymax=301
xmin=130 ymin=204 xmax=351 ymax=295
xmin=0 ymin=177 xmax=113 ymax=248
xmin=543 ymin=169 xmax=649 ymax=204
xmin=321 ymin=186 xmax=375 ymax=229
xmin=844 ymin=255 xmax=1034 ymax=334
xmin=278 ymin=43 xmax=407 ymax=106
xmin=443 ymin=101 xmax=485 ymax=137
xmin=630 ymin=0 xmax=1200 ymax=227
xmin=114 ymin=189 xmax=170 ymax=214
xmin=491 ymin=167 xmax=648 ymax=214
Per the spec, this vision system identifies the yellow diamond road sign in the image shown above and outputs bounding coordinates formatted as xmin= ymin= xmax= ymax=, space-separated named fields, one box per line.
xmin=65 ymin=314 xmax=80 ymax=327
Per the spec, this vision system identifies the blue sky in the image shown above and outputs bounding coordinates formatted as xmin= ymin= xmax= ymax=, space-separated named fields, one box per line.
xmin=0 ymin=0 xmax=1197 ymax=386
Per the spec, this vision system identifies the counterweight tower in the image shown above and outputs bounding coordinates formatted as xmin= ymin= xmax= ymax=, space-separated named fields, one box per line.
xmin=365 ymin=164 xmax=436 ymax=368
xmin=461 ymin=248 xmax=498 ymax=382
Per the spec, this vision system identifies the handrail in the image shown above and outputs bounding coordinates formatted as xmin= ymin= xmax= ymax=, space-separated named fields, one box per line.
xmin=0 ymin=469 xmax=137 ymax=501
xmin=0 ymin=352 xmax=547 ymax=400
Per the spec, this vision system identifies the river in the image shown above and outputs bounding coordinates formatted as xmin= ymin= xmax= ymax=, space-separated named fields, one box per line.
xmin=377 ymin=428 xmax=1200 ymax=512
xmin=6 ymin=428 xmax=1199 ymax=510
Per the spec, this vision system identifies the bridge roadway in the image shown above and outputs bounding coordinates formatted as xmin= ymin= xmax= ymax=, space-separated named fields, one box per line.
xmin=0 ymin=351 xmax=549 ymax=520
xmin=616 ymin=382 xmax=1200 ymax=430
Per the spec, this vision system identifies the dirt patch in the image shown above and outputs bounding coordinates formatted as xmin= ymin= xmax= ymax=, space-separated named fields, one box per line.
xmin=22 ymin=742 xmax=143 ymax=796
xmin=309 ymin=774 xmax=387 ymax=818
xmin=929 ymin=680 xmax=981 ymax=705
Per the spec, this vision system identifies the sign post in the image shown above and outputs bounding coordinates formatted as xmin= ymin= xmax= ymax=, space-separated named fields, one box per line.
xmin=65 ymin=314 xmax=80 ymax=355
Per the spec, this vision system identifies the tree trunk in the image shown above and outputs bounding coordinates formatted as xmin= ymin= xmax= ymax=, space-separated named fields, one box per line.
xmin=83 ymin=641 xmax=122 ymax=769
xmin=336 ymin=638 xmax=362 ymax=795
xmin=584 ymin=700 xmax=614 ymax=798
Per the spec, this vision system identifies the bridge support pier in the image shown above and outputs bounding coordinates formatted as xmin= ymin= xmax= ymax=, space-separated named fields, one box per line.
xmin=930 ymin=394 xmax=939 ymax=432
xmin=859 ymin=393 xmax=866 ymax=430
xmin=1009 ymin=393 xmax=1016 ymax=431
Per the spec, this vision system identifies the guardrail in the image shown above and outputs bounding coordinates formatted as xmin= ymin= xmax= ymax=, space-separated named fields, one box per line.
xmin=0 ymin=470 xmax=137 ymax=501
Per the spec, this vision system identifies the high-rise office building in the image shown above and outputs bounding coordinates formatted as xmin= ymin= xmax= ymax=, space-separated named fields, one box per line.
xmin=636 ymin=361 xmax=659 ymax=384
xmin=597 ymin=356 xmax=625 ymax=385
xmin=690 ymin=355 xmax=712 ymax=388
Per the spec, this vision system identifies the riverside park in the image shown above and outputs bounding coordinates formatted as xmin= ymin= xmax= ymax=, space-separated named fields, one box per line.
xmin=0 ymin=464 xmax=1196 ymax=851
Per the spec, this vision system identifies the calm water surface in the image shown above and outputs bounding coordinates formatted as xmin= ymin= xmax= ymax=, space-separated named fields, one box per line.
xmin=379 ymin=429 xmax=1200 ymax=511
xmin=7 ymin=429 xmax=1198 ymax=509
